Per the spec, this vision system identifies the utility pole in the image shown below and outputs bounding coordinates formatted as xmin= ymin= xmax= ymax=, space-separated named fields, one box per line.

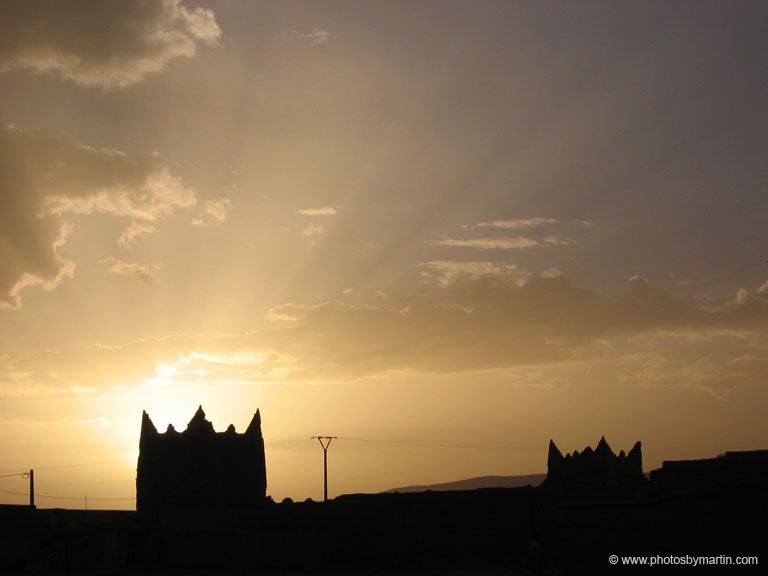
xmin=22 ymin=469 xmax=34 ymax=508
xmin=311 ymin=436 xmax=336 ymax=502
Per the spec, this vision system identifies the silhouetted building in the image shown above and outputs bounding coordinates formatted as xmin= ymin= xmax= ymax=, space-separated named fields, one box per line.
xmin=546 ymin=436 xmax=645 ymax=488
xmin=650 ymin=450 xmax=768 ymax=491
xmin=136 ymin=406 xmax=266 ymax=511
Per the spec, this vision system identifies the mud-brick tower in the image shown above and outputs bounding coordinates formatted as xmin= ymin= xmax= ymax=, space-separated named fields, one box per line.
xmin=136 ymin=406 xmax=266 ymax=511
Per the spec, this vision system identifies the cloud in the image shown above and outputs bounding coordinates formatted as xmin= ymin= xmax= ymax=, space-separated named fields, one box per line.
xmin=736 ymin=279 xmax=768 ymax=306
xmin=0 ymin=335 xmax=292 ymax=402
xmin=301 ymin=223 xmax=325 ymax=237
xmin=70 ymin=416 xmax=112 ymax=427
xmin=44 ymin=168 xmax=197 ymax=221
xmin=100 ymin=257 xmax=158 ymax=282
xmin=436 ymin=218 xmax=583 ymax=253
xmin=478 ymin=218 xmax=558 ymax=229
xmin=0 ymin=125 xmax=197 ymax=307
xmin=420 ymin=261 xmax=530 ymax=287
xmin=144 ymin=350 xmax=284 ymax=387
xmin=434 ymin=236 xmax=540 ymax=250
xmin=297 ymin=206 xmax=337 ymax=216
xmin=541 ymin=236 xmax=573 ymax=246
xmin=3 ymin=276 xmax=768 ymax=400
xmin=192 ymin=197 xmax=230 ymax=226
xmin=258 ymin=275 xmax=768 ymax=382
xmin=286 ymin=29 xmax=331 ymax=47
xmin=541 ymin=268 xmax=563 ymax=279
xmin=0 ymin=0 xmax=221 ymax=90
xmin=118 ymin=222 xmax=156 ymax=248
xmin=724 ymin=279 xmax=768 ymax=327
xmin=261 ymin=277 xmax=615 ymax=378
xmin=616 ymin=341 xmax=768 ymax=400
xmin=295 ymin=207 xmax=335 ymax=240
xmin=0 ymin=217 xmax=76 ymax=310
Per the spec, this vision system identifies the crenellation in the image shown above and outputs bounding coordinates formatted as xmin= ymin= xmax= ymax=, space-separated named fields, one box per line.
xmin=136 ymin=406 xmax=267 ymax=511
xmin=546 ymin=436 xmax=645 ymax=488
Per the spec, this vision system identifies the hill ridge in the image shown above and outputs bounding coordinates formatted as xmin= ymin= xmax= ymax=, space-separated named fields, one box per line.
xmin=385 ymin=473 xmax=546 ymax=493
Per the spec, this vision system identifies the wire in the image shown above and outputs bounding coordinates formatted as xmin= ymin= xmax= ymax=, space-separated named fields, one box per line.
xmin=0 ymin=472 xmax=28 ymax=479
xmin=34 ymin=459 xmax=135 ymax=471
xmin=57 ymin=478 xmax=135 ymax=489
xmin=0 ymin=488 xmax=133 ymax=501
xmin=0 ymin=468 xmax=28 ymax=475
xmin=339 ymin=437 xmax=543 ymax=448
xmin=0 ymin=488 xmax=27 ymax=497
xmin=35 ymin=495 xmax=135 ymax=502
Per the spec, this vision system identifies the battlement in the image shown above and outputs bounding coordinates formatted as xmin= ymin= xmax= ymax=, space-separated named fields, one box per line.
xmin=546 ymin=436 xmax=645 ymax=488
xmin=136 ymin=406 xmax=266 ymax=511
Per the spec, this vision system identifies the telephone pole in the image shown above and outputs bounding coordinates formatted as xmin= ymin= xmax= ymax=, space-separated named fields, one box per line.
xmin=22 ymin=469 xmax=34 ymax=508
xmin=311 ymin=436 xmax=336 ymax=502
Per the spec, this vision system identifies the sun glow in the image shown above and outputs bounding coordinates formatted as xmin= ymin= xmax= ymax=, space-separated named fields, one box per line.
xmin=3 ymin=0 xmax=768 ymax=511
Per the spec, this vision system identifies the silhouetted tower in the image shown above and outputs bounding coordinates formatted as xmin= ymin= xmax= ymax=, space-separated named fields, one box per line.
xmin=546 ymin=436 xmax=644 ymax=488
xmin=312 ymin=436 xmax=336 ymax=501
xmin=137 ymin=406 xmax=266 ymax=511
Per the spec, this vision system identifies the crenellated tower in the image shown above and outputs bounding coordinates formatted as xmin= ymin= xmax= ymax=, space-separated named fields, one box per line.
xmin=546 ymin=436 xmax=645 ymax=488
xmin=136 ymin=406 xmax=267 ymax=511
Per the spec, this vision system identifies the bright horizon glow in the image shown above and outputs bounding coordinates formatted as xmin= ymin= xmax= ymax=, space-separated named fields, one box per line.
xmin=2 ymin=1 xmax=768 ymax=508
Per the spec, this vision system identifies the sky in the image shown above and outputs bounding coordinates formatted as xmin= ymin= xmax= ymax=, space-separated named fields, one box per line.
xmin=1 ymin=0 xmax=767 ymax=509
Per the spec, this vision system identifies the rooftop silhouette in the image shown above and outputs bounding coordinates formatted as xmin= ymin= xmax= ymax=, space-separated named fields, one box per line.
xmin=2 ymin=432 xmax=767 ymax=572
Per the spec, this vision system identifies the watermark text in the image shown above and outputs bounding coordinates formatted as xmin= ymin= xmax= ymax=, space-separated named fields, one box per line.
xmin=609 ymin=554 xmax=758 ymax=567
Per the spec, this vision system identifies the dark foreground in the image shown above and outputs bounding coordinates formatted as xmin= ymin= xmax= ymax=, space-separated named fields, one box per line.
xmin=1 ymin=483 xmax=766 ymax=574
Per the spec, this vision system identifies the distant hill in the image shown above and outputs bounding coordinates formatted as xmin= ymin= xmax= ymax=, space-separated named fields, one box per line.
xmin=384 ymin=473 xmax=546 ymax=493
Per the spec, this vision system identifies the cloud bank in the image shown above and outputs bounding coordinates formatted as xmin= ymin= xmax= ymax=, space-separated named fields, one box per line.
xmin=435 ymin=237 xmax=541 ymax=250
xmin=261 ymin=274 xmax=768 ymax=394
xmin=285 ymin=29 xmax=331 ymax=47
xmin=434 ymin=217 xmax=581 ymax=251
xmin=3 ymin=275 xmax=768 ymax=401
xmin=297 ymin=207 xmax=337 ymax=216
xmin=0 ymin=0 xmax=220 ymax=89
xmin=478 ymin=218 xmax=558 ymax=230
xmin=0 ymin=125 xmax=197 ymax=308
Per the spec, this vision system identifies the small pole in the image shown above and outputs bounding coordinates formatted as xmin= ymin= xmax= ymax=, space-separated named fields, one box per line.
xmin=311 ymin=436 xmax=336 ymax=502
xmin=29 ymin=469 xmax=34 ymax=508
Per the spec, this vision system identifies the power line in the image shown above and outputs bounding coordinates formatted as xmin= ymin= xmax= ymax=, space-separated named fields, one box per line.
xmin=34 ymin=459 xmax=135 ymax=471
xmin=340 ymin=437 xmax=544 ymax=448
xmin=0 ymin=462 xmax=137 ymax=508
xmin=343 ymin=437 xmax=768 ymax=447
xmin=0 ymin=468 xmax=29 ymax=475
xmin=0 ymin=488 xmax=133 ymax=502
xmin=37 ymin=495 xmax=135 ymax=502
xmin=0 ymin=459 xmax=134 ymax=476
xmin=0 ymin=472 xmax=28 ymax=479
xmin=0 ymin=488 xmax=28 ymax=497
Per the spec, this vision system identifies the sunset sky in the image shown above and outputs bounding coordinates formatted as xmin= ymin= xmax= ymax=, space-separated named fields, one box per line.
xmin=1 ymin=0 xmax=767 ymax=509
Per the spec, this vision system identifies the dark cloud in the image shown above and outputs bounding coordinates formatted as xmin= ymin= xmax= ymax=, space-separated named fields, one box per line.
xmin=0 ymin=126 xmax=72 ymax=307
xmin=264 ymin=274 xmax=768 ymax=379
xmin=0 ymin=0 xmax=220 ymax=89
xmin=3 ymin=275 xmax=767 ymax=399
xmin=0 ymin=125 xmax=196 ymax=308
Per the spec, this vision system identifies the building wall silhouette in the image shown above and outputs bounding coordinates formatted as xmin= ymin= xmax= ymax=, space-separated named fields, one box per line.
xmin=650 ymin=450 xmax=768 ymax=490
xmin=136 ymin=406 xmax=266 ymax=511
